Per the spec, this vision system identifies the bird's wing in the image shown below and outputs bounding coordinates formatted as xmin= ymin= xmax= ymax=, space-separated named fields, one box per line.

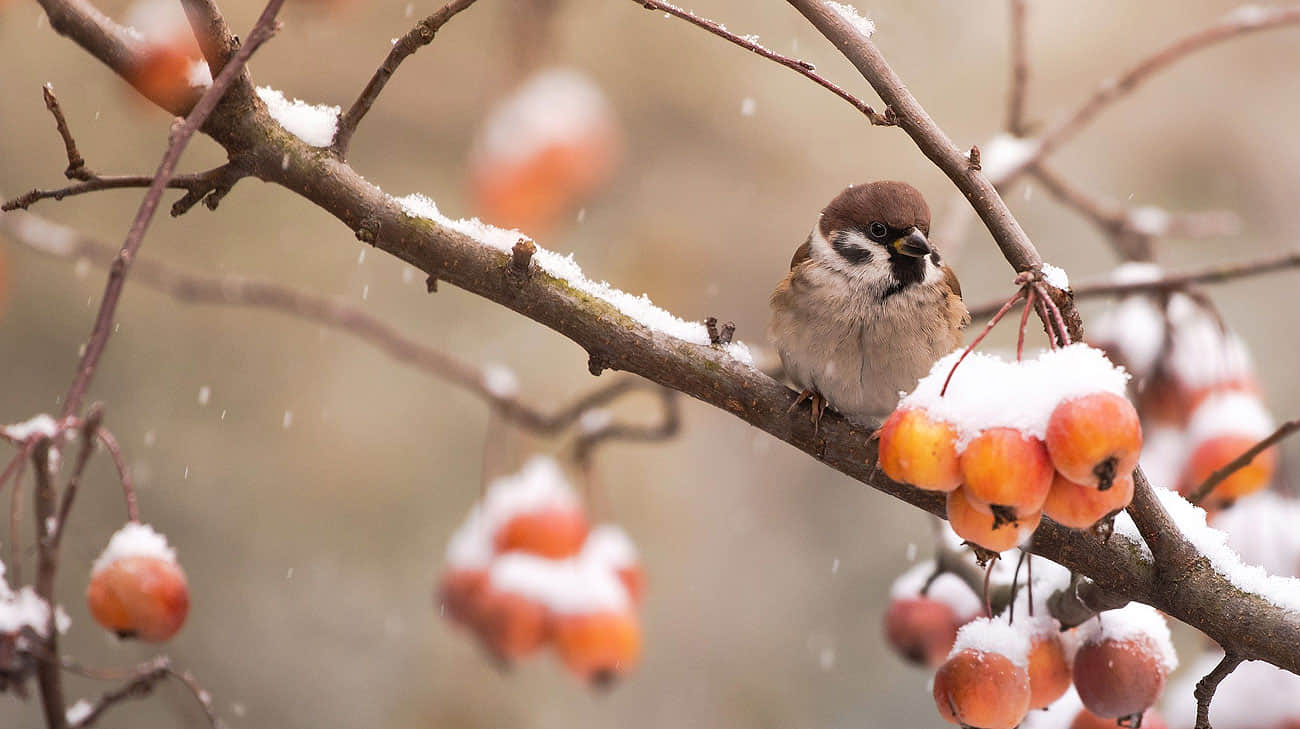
xmin=789 ymin=238 xmax=812 ymax=270
xmin=941 ymin=264 xmax=963 ymax=299
xmin=941 ymin=265 xmax=971 ymax=331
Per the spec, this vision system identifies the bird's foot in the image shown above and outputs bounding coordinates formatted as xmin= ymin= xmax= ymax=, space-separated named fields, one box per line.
xmin=788 ymin=388 xmax=829 ymax=435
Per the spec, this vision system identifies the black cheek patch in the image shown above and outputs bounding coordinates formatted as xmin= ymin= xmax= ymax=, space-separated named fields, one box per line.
xmin=831 ymin=232 xmax=874 ymax=265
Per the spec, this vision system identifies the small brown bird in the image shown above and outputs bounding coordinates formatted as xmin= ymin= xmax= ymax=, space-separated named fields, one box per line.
xmin=769 ymin=181 xmax=969 ymax=427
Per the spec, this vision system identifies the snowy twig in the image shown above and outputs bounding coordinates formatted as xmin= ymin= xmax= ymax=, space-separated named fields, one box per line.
xmin=1189 ymin=419 xmax=1300 ymax=506
xmin=2 ymin=87 xmax=246 ymax=215
xmin=1005 ymin=0 xmax=1030 ymax=135
xmin=1001 ymin=6 xmax=1300 ymax=183
xmin=631 ymin=0 xmax=896 ymax=126
xmin=332 ymin=0 xmax=483 ymax=155
xmin=57 ymin=0 xmax=284 ymax=422
xmin=1193 ymin=651 xmax=1243 ymax=729
xmin=966 ymin=250 xmax=1300 ymax=320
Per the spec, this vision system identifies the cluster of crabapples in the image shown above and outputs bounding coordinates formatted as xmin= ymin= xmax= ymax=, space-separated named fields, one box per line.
xmin=886 ymin=560 xmax=1176 ymax=729
xmin=1090 ymin=269 xmax=1278 ymax=511
xmin=85 ymin=522 xmax=190 ymax=642
xmin=879 ymin=344 xmax=1142 ymax=552
xmin=437 ymin=456 xmax=643 ymax=687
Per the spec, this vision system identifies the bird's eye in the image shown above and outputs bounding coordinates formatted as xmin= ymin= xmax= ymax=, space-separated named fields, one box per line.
xmin=868 ymin=222 xmax=889 ymax=240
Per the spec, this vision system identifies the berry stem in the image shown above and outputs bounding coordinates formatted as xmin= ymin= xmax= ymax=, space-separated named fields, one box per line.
xmin=941 ymin=290 xmax=1025 ymax=396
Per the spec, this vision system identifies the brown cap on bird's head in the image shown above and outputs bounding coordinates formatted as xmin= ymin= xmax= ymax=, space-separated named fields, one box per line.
xmin=818 ymin=181 xmax=931 ymax=239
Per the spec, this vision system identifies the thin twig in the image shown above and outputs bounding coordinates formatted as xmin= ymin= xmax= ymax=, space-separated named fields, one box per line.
xmin=58 ymin=0 xmax=285 ymax=421
xmin=1193 ymin=651 xmax=1243 ymax=729
xmin=3 ymin=166 xmax=243 ymax=214
xmin=32 ymin=440 xmax=67 ymax=729
xmin=95 ymin=429 xmax=139 ymax=522
xmin=573 ymin=388 xmax=681 ymax=464
xmin=42 ymin=84 xmax=90 ymax=180
xmin=1029 ymin=162 xmax=1240 ymax=261
xmin=1190 ymin=419 xmax=1300 ymax=505
xmin=50 ymin=404 xmax=104 ymax=550
xmin=941 ymin=290 xmax=1025 ymax=396
xmin=68 ymin=659 xmax=170 ymax=729
xmin=333 ymin=0 xmax=483 ymax=154
xmin=1005 ymin=0 xmax=1030 ymax=135
xmin=966 ymin=251 xmax=1300 ymax=320
xmin=632 ymin=0 xmax=895 ymax=126
xmin=1033 ymin=281 xmax=1071 ymax=346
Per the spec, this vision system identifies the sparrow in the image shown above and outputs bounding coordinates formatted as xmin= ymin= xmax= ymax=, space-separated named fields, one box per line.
xmin=768 ymin=181 xmax=969 ymax=428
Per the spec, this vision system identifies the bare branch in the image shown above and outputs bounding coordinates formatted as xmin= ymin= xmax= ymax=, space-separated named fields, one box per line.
xmin=50 ymin=404 xmax=103 ymax=550
xmin=32 ymin=440 xmax=68 ymax=729
xmin=1 ymin=209 xmax=670 ymax=447
xmin=1002 ymin=6 xmax=1300 ymax=183
xmin=1193 ymin=651 xmax=1243 ymax=729
xmin=58 ymin=0 xmax=285 ymax=420
xmin=333 ymin=0 xmax=483 ymax=155
xmin=95 ymin=428 xmax=139 ymax=523
xmin=631 ymin=0 xmax=896 ymax=126
xmin=3 ymin=166 xmax=245 ymax=214
xmin=1029 ymin=162 xmax=1239 ymax=260
xmin=574 ymin=388 xmax=680 ymax=464
xmin=966 ymin=250 xmax=1300 ymax=320
xmin=41 ymin=85 xmax=90 ymax=180
xmin=1190 ymin=419 xmax=1300 ymax=505
xmin=1005 ymin=0 xmax=1030 ymax=135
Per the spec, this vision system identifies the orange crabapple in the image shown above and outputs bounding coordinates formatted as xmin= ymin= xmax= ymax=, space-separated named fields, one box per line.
xmin=474 ymin=588 xmax=551 ymax=662
xmin=946 ymin=486 xmax=1041 ymax=553
xmin=933 ymin=647 xmax=1031 ymax=729
xmin=494 ymin=507 xmax=590 ymax=559
xmin=960 ymin=428 xmax=1054 ymax=519
xmin=878 ymin=407 xmax=963 ymax=492
xmin=86 ymin=524 xmax=189 ymax=643
xmin=1046 ymin=392 xmax=1143 ymax=491
xmin=1179 ymin=435 xmax=1276 ymax=508
xmin=553 ymin=609 xmax=642 ymax=688
xmin=883 ymin=597 xmax=964 ymax=668
xmin=1043 ymin=471 xmax=1135 ymax=530
xmin=1026 ymin=628 xmax=1072 ymax=710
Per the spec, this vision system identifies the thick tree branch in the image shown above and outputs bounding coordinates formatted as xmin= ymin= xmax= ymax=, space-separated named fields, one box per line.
xmin=333 ymin=0 xmax=483 ymax=155
xmin=630 ymin=0 xmax=896 ymax=126
xmin=966 ymin=250 xmax=1300 ymax=319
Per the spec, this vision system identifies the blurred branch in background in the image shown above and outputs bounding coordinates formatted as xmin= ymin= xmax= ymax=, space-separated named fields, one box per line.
xmin=966 ymin=250 xmax=1300 ymax=320
xmin=0 ymin=209 xmax=680 ymax=462
xmin=630 ymin=0 xmax=896 ymax=126
xmin=935 ymin=4 xmax=1300 ymax=261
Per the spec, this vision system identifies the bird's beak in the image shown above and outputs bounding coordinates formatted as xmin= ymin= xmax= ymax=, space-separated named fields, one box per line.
xmin=892 ymin=229 xmax=931 ymax=258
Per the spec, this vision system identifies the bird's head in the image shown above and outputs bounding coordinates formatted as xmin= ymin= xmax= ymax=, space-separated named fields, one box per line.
xmin=810 ymin=182 xmax=940 ymax=290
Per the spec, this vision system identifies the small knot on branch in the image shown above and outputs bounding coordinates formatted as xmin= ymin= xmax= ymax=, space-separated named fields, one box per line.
xmin=587 ymin=352 xmax=610 ymax=376
xmin=968 ymin=144 xmax=982 ymax=171
xmin=508 ymin=238 xmax=536 ymax=284
xmin=425 ymin=275 xmax=438 ymax=293
xmin=706 ymin=317 xmax=736 ymax=346
xmin=355 ymin=215 xmax=381 ymax=245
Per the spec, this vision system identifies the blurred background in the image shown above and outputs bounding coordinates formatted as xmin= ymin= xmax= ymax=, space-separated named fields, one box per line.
xmin=1 ymin=0 xmax=1299 ymax=727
